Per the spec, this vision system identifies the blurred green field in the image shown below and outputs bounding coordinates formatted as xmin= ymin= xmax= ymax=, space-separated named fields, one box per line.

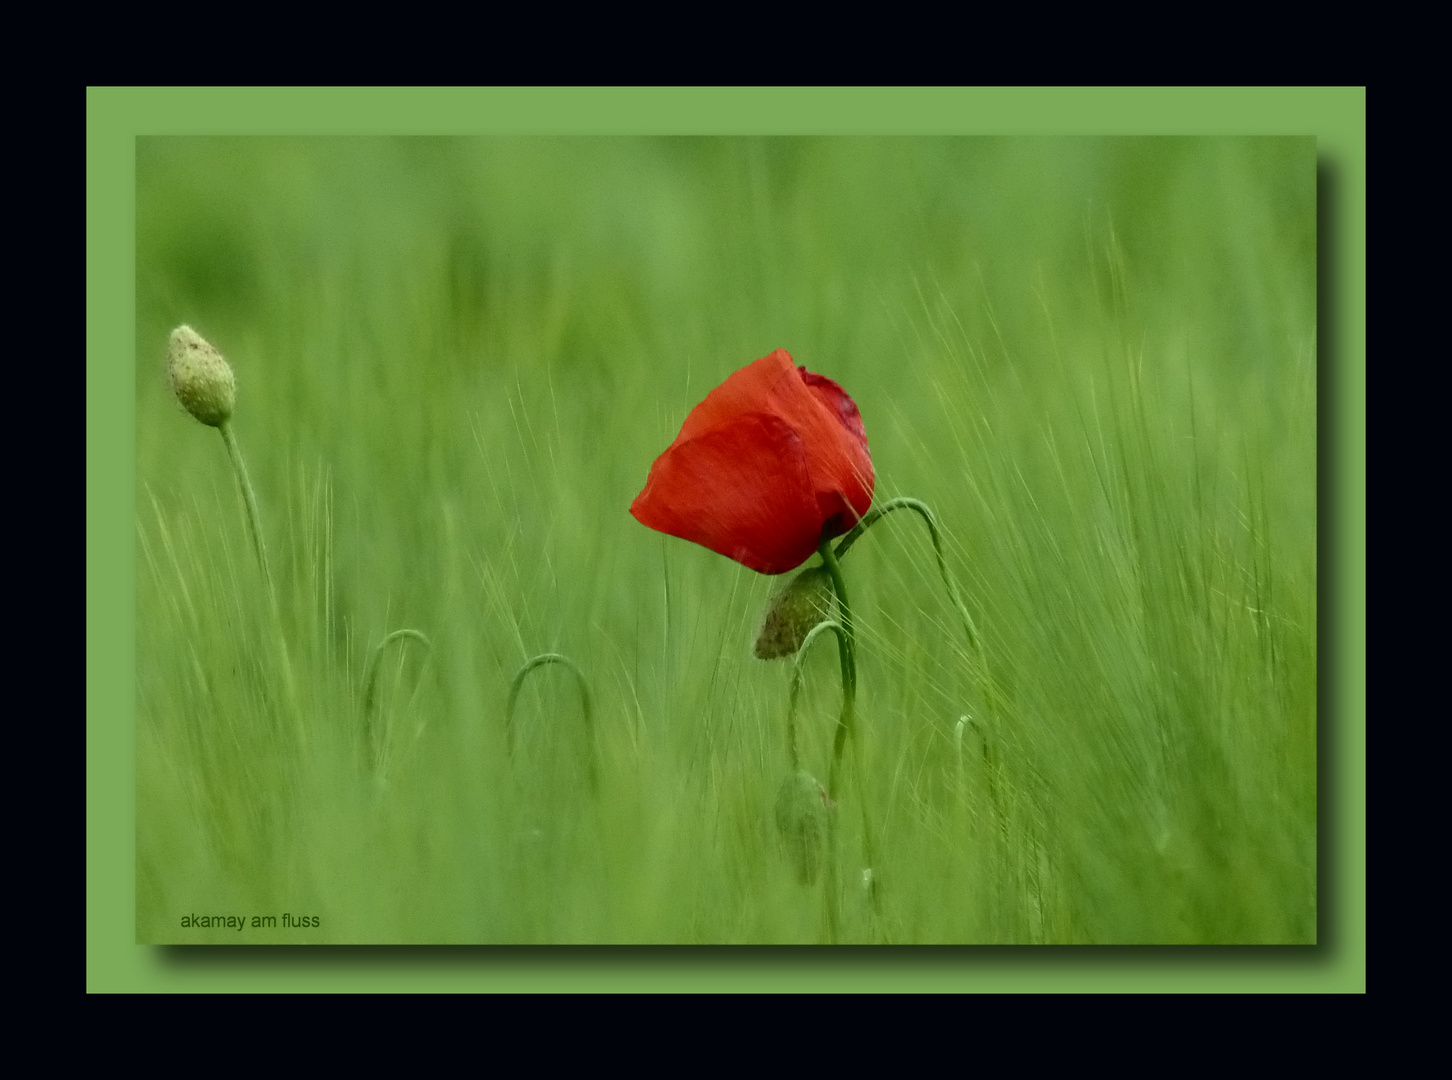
xmin=136 ymin=137 xmax=1316 ymax=943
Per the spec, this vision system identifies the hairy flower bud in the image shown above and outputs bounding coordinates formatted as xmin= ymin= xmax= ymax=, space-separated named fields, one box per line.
xmin=754 ymin=565 xmax=835 ymax=659
xmin=774 ymin=770 xmax=833 ymax=885
xmin=167 ymin=325 xmax=236 ymax=427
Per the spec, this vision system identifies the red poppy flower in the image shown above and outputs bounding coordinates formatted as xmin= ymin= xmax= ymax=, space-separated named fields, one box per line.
xmin=630 ymin=348 xmax=874 ymax=574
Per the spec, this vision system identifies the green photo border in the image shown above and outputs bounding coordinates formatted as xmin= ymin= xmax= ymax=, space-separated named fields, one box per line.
xmin=88 ymin=87 xmax=1365 ymax=991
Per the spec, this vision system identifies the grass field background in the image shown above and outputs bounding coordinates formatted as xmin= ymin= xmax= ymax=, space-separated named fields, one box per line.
xmin=136 ymin=137 xmax=1316 ymax=943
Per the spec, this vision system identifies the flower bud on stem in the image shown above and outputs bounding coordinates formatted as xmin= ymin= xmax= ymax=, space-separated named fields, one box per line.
xmin=167 ymin=327 xmax=302 ymax=744
xmin=167 ymin=327 xmax=271 ymax=588
xmin=506 ymin=653 xmax=597 ymax=793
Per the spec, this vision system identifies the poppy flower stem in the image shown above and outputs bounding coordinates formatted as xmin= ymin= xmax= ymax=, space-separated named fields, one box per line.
xmin=218 ymin=420 xmax=272 ymax=589
xmin=835 ymin=498 xmax=1004 ymax=866
xmin=816 ymin=538 xmax=883 ymax=929
xmin=361 ymin=629 xmax=432 ymax=773
xmin=786 ymin=620 xmax=848 ymax=770
xmin=785 ymin=615 xmax=855 ymax=940
xmin=219 ymin=420 xmax=307 ymax=746
xmin=835 ymin=497 xmax=978 ymax=644
xmin=834 ymin=497 xmax=996 ymax=706
xmin=506 ymin=653 xmax=598 ymax=793
xmin=815 ymin=538 xmax=857 ymax=792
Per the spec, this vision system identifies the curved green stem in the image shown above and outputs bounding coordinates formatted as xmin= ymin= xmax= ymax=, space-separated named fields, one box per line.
xmin=837 ymin=497 xmax=1003 ymax=869
xmin=815 ymin=537 xmax=882 ymax=930
xmin=836 ymin=496 xmax=1002 ymax=738
xmin=218 ymin=421 xmax=271 ymax=588
xmin=816 ymin=538 xmax=856 ymax=799
xmin=362 ymin=629 xmax=432 ymax=769
xmin=786 ymin=620 xmax=847 ymax=771
xmin=787 ymin=616 xmax=851 ymax=941
xmin=506 ymin=653 xmax=597 ymax=792
xmin=836 ymin=497 xmax=980 ymax=653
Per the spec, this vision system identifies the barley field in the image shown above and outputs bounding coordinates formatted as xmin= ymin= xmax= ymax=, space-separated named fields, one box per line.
xmin=134 ymin=136 xmax=1317 ymax=944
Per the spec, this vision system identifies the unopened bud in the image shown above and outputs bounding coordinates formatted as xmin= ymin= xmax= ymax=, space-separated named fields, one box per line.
xmin=775 ymin=770 xmax=832 ymax=885
xmin=167 ymin=325 xmax=236 ymax=427
xmin=754 ymin=566 xmax=835 ymax=659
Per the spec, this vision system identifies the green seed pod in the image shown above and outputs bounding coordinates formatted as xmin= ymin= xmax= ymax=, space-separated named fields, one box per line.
xmin=167 ymin=325 xmax=236 ymax=427
xmin=754 ymin=565 xmax=835 ymax=659
xmin=774 ymin=769 xmax=832 ymax=885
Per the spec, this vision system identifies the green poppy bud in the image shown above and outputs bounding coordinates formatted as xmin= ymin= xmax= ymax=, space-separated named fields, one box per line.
xmin=754 ymin=565 xmax=835 ymax=659
xmin=167 ymin=325 xmax=236 ymax=428
xmin=774 ymin=769 xmax=833 ymax=885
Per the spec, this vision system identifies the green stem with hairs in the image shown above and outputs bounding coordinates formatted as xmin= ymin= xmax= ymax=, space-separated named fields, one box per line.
xmin=836 ymin=497 xmax=999 ymax=716
xmin=506 ymin=653 xmax=597 ymax=792
xmin=362 ymin=629 xmax=432 ymax=770
xmin=815 ymin=537 xmax=881 ymax=929
xmin=816 ymin=538 xmax=856 ymax=796
xmin=835 ymin=497 xmax=978 ymax=652
xmin=219 ymin=420 xmax=308 ymax=747
xmin=838 ymin=497 xmax=1005 ymax=847
xmin=218 ymin=421 xmax=271 ymax=588
xmin=785 ymin=616 xmax=849 ymax=940
xmin=786 ymin=619 xmax=847 ymax=771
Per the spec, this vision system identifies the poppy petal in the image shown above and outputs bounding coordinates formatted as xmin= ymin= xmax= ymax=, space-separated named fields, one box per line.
xmin=676 ymin=348 xmax=799 ymax=445
xmin=630 ymin=412 xmax=823 ymax=574
xmin=764 ymin=367 xmax=875 ymax=536
xmin=799 ymin=369 xmax=868 ymax=450
xmin=631 ymin=348 xmax=875 ymax=573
